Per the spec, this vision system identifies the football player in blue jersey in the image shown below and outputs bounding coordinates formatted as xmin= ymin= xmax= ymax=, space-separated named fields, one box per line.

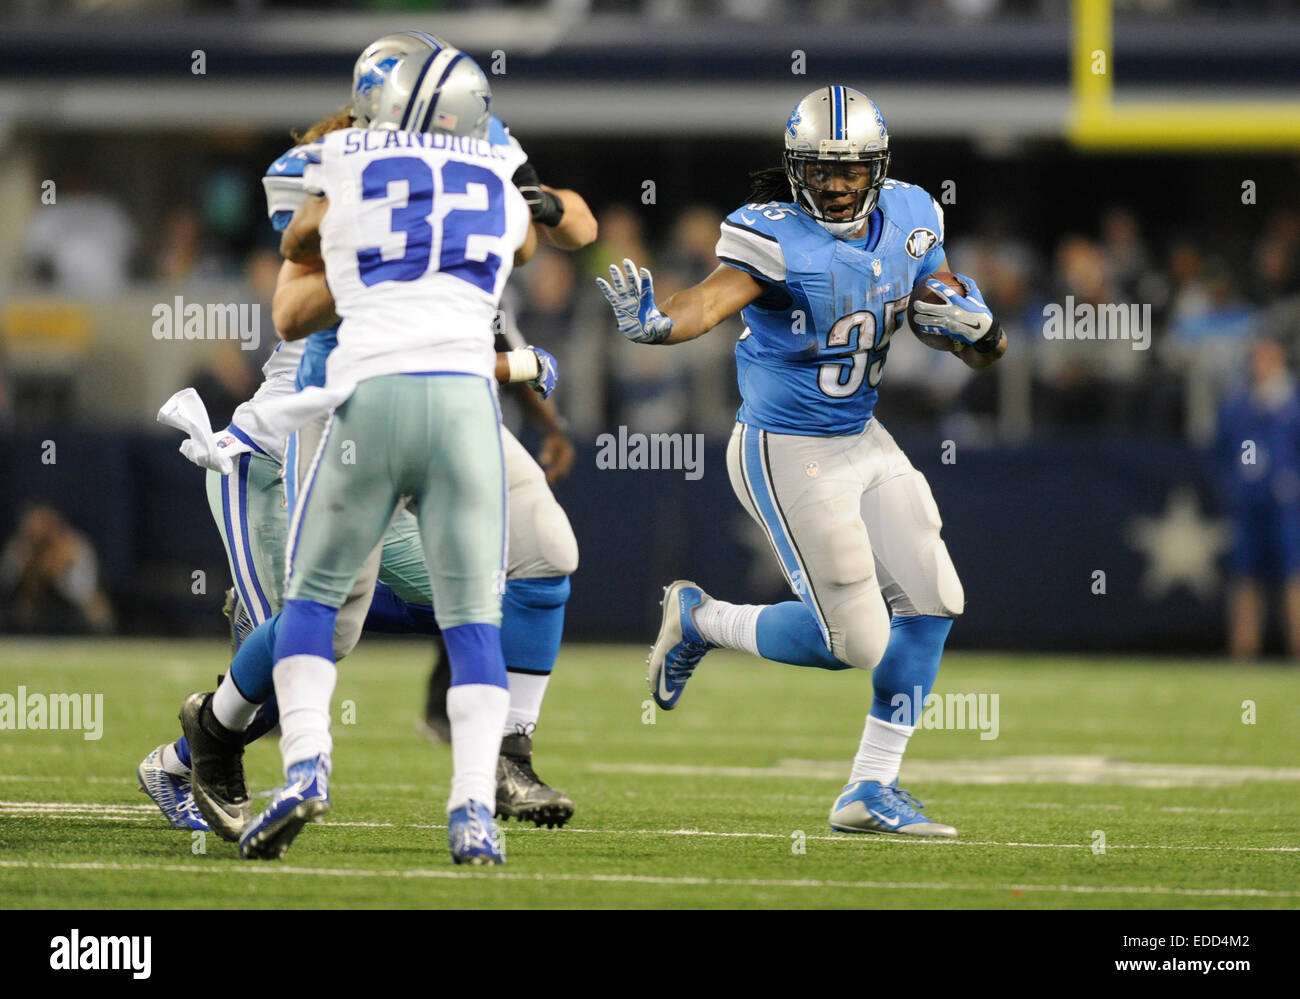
xmin=598 ymin=86 xmax=1006 ymax=838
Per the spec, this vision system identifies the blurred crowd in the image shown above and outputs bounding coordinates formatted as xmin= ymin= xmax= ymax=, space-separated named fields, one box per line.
xmin=9 ymin=140 xmax=1300 ymax=656
xmin=9 ymin=161 xmax=1300 ymax=451
xmin=943 ymin=204 xmax=1300 ymax=443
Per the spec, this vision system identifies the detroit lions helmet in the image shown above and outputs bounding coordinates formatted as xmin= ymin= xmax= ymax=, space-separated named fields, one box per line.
xmin=363 ymin=48 xmax=492 ymax=139
xmin=351 ymin=29 xmax=449 ymax=128
xmin=784 ymin=86 xmax=890 ymax=238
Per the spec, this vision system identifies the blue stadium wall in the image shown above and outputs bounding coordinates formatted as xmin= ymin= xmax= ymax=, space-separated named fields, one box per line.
xmin=0 ymin=430 xmax=1237 ymax=652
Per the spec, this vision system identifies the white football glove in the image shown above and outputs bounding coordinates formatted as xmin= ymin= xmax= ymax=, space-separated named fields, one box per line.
xmin=595 ymin=258 xmax=674 ymax=345
xmin=909 ymin=272 xmax=997 ymax=347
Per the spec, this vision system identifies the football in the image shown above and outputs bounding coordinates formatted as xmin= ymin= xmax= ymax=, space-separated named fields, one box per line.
xmin=906 ymin=270 xmax=967 ymax=352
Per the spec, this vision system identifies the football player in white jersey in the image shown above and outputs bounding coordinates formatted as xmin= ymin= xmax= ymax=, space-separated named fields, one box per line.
xmin=234 ymin=48 xmax=533 ymax=864
xmin=598 ymin=87 xmax=1007 ymax=838
xmin=139 ymin=33 xmax=595 ymax=842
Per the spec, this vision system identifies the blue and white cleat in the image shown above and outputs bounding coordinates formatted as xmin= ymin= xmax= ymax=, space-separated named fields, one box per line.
xmin=448 ymin=800 xmax=505 ymax=865
xmin=137 ymin=744 xmax=209 ymax=831
xmin=647 ymin=580 xmax=715 ymax=710
xmin=829 ymin=780 xmax=958 ymax=838
xmin=238 ymin=755 xmax=331 ymax=860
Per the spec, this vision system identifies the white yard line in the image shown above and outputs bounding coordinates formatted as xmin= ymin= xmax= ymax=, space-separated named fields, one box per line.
xmin=588 ymin=756 xmax=1300 ymax=787
xmin=3 ymin=801 xmax=1295 ymax=852
xmin=0 ymin=858 xmax=1293 ymax=899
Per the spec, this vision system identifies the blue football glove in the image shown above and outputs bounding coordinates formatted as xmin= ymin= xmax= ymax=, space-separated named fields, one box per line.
xmin=527 ymin=346 xmax=558 ymax=399
xmin=909 ymin=272 xmax=997 ymax=346
xmin=595 ymin=258 xmax=674 ymax=344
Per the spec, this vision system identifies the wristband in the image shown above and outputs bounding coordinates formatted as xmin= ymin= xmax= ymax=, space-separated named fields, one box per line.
xmin=973 ymin=319 xmax=1003 ymax=354
xmin=533 ymin=190 xmax=565 ymax=227
xmin=505 ymin=348 xmax=540 ymax=383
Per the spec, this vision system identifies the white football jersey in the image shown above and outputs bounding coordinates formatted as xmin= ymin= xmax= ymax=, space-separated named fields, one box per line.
xmin=303 ymin=127 xmax=530 ymax=385
xmin=227 ymin=339 xmax=305 ymax=463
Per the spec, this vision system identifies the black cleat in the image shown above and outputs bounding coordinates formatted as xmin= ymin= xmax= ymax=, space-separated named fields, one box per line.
xmin=418 ymin=639 xmax=452 ymax=744
xmin=495 ymin=732 xmax=574 ymax=828
xmin=179 ymin=691 xmax=251 ymax=841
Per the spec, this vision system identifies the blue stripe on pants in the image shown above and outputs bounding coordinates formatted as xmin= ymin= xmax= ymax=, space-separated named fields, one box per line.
xmin=740 ymin=425 xmax=830 ymax=647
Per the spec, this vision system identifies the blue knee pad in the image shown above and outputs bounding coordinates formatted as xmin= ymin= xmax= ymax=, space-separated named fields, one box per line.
xmin=444 ymin=622 xmax=507 ymax=689
xmin=755 ymin=601 xmax=851 ymax=670
xmin=868 ymin=615 xmax=953 ymax=725
xmin=501 ymin=576 xmax=569 ymax=675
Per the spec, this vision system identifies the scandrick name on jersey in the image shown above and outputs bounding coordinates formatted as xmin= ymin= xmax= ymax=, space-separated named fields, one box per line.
xmin=341 ymin=129 xmax=511 ymax=159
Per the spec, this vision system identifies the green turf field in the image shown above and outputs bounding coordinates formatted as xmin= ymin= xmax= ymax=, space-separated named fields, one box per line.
xmin=0 ymin=639 xmax=1296 ymax=909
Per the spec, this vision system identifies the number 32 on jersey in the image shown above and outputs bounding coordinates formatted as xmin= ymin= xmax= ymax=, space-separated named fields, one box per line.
xmin=356 ymin=155 xmax=506 ymax=293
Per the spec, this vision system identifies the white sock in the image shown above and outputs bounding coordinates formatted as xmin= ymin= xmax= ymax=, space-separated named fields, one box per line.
xmin=692 ymin=598 xmax=763 ymax=656
xmin=212 ymin=674 xmax=261 ymax=733
xmin=447 ymin=683 xmax=510 ymax=812
xmin=505 ymin=671 xmax=549 ymax=736
xmin=273 ymin=653 xmax=336 ymax=773
xmin=849 ymin=715 xmax=915 ymax=785
xmin=161 ymin=742 xmax=189 ymax=775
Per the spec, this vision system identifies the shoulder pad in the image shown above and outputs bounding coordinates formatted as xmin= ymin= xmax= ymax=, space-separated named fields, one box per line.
xmin=716 ymin=203 xmax=798 ymax=283
xmin=264 ymin=141 xmax=321 ymax=180
xmin=880 ymin=179 xmax=944 ymax=257
xmin=881 ymin=179 xmax=942 ymax=233
xmin=727 ymin=201 xmax=802 ymax=239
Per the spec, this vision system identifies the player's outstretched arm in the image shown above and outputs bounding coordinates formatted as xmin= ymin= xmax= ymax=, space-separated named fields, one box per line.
xmin=538 ymin=186 xmax=598 ymax=250
xmin=280 ymin=194 xmax=328 ymax=265
xmin=597 ymin=258 xmax=761 ymax=345
xmin=660 ymin=264 xmax=763 ymax=342
xmin=272 ymin=259 xmax=337 ymax=341
xmin=513 ymin=159 xmax=598 ymax=250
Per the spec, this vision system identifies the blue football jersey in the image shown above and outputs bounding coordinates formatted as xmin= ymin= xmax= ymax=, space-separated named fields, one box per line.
xmin=716 ymin=179 xmax=947 ymax=436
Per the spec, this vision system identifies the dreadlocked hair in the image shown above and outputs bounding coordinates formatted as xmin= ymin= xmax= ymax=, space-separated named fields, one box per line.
xmin=292 ymin=104 xmax=355 ymax=144
xmin=748 ymin=165 xmax=793 ymax=205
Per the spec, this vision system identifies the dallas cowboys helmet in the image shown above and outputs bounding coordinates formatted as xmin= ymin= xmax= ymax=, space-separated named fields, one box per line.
xmin=351 ymin=29 xmax=449 ymax=128
xmin=364 ymin=48 xmax=492 ymax=139
xmin=784 ymin=86 xmax=890 ymax=238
